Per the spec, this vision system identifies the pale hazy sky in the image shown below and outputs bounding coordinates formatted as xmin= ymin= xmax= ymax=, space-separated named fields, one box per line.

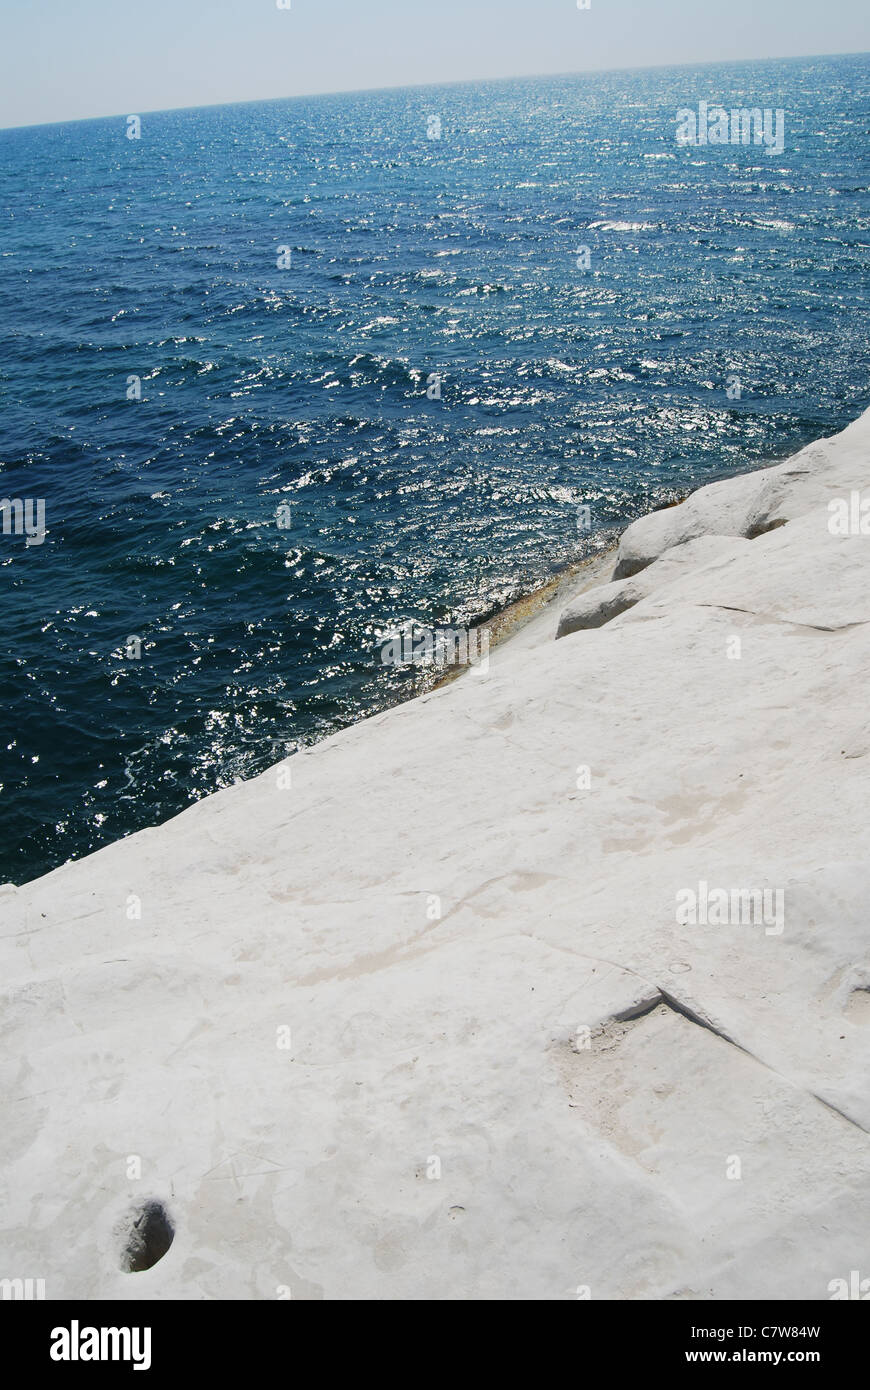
xmin=0 ymin=0 xmax=867 ymax=130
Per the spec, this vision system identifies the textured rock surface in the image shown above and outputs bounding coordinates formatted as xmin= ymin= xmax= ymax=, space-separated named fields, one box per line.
xmin=614 ymin=409 xmax=870 ymax=577
xmin=556 ymin=535 xmax=749 ymax=638
xmin=2 ymin=409 xmax=870 ymax=1301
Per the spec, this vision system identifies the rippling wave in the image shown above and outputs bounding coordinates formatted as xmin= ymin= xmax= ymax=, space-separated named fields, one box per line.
xmin=1 ymin=55 xmax=868 ymax=882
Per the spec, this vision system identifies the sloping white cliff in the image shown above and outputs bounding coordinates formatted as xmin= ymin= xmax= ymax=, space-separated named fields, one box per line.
xmin=2 ymin=408 xmax=870 ymax=1300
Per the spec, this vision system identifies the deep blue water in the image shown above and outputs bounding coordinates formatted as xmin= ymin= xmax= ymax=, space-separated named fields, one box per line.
xmin=1 ymin=55 xmax=868 ymax=884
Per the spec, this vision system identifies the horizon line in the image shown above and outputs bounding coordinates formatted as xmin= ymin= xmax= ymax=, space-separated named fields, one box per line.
xmin=1 ymin=47 xmax=867 ymax=135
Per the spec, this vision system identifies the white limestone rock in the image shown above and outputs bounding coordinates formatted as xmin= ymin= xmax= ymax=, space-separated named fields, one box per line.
xmin=2 ymin=406 xmax=870 ymax=1301
xmin=614 ymin=407 xmax=870 ymax=577
xmin=555 ymin=535 xmax=749 ymax=638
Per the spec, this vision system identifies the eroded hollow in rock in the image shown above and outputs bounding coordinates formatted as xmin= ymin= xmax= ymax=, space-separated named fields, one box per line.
xmin=120 ymin=1199 xmax=174 ymax=1273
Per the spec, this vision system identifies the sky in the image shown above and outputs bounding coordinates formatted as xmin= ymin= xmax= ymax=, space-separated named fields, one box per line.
xmin=0 ymin=0 xmax=867 ymax=130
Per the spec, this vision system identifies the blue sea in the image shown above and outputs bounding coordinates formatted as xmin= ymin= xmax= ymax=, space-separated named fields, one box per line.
xmin=1 ymin=55 xmax=868 ymax=885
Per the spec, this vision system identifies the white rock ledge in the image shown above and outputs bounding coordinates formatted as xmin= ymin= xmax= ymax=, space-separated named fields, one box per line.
xmin=613 ymin=410 xmax=870 ymax=578
xmin=556 ymin=535 xmax=749 ymax=638
xmin=2 ymin=407 xmax=870 ymax=1301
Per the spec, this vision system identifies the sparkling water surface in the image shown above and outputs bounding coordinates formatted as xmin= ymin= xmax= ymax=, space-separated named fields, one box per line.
xmin=1 ymin=55 xmax=868 ymax=883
